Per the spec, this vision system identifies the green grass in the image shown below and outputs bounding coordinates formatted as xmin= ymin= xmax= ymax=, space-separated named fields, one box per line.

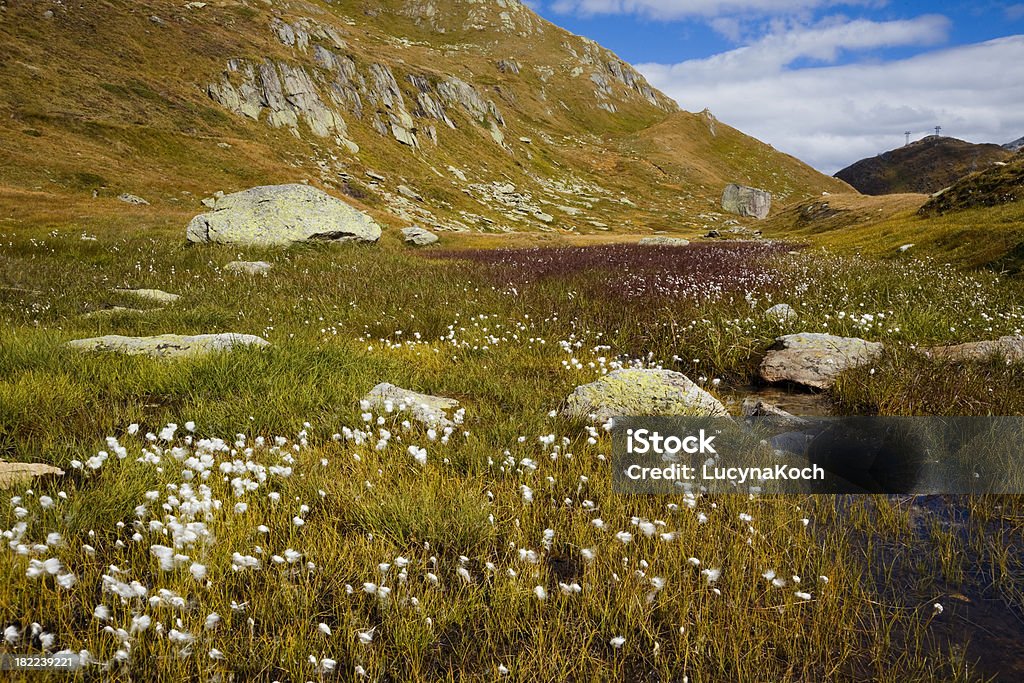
xmin=1 ymin=212 xmax=1023 ymax=680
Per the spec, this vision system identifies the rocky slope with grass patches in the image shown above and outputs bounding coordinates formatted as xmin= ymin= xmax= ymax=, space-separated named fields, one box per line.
xmin=0 ymin=0 xmax=847 ymax=237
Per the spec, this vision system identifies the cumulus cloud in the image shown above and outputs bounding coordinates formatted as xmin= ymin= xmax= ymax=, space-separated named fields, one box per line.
xmin=636 ymin=19 xmax=1024 ymax=173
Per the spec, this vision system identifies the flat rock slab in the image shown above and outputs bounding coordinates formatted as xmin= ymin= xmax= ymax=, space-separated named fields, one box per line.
xmin=187 ymin=184 xmax=382 ymax=246
xmin=224 ymin=260 xmax=273 ymax=275
xmin=67 ymin=333 xmax=270 ymax=359
xmin=0 ymin=461 xmax=64 ymax=489
xmin=82 ymin=306 xmax=154 ymax=317
xmin=760 ymin=333 xmax=883 ymax=390
xmin=639 ymin=237 xmax=690 ymax=246
xmin=363 ymin=383 xmax=459 ymax=429
xmin=115 ymin=288 xmax=180 ymax=304
xmin=926 ymin=336 xmax=1024 ymax=363
xmin=562 ymin=369 xmax=729 ymax=423
xmin=402 ymin=226 xmax=439 ymax=246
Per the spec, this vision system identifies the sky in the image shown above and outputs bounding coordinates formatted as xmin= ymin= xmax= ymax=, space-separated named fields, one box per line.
xmin=527 ymin=0 xmax=1024 ymax=174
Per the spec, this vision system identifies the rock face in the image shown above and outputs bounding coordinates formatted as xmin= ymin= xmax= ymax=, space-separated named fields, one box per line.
xmin=0 ymin=461 xmax=65 ymax=489
xmin=224 ymin=261 xmax=273 ymax=275
xmin=186 ymin=185 xmax=382 ymax=246
xmin=402 ymin=226 xmax=439 ymax=246
xmin=562 ymin=369 xmax=729 ymax=423
xmin=760 ymin=333 xmax=883 ymax=390
xmin=721 ymin=184 xmax=772 ymax=219
xmin=363 ymin=383 xmax=459 ymax=429
xmin=639 ymin=237 xmax=689 ymax=246
xmin=765 ymin=303 xmax=797 ymax=323
xmin=115 ymin=288 xmax=180 ymax=304
xmin=67 ymin=333 xmax=270 ymax=359
xmin=925 ymin=336 xmax=1024 ymax=363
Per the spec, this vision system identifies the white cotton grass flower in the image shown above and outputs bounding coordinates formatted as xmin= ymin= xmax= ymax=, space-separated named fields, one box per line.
xmin=533 ymin=585 xmax=548 ymax=601
xmin=318 ymin=622 xmax=332 ymax=636
xmin=609 ymin=635 xmax=626 ymax=649
xmin=93 ymin=605 xmax=110 ymax=621
xmin=204 ymin=613 xmax=221 ymax=630
xmin=795 ymin=591 xmax=812 ymax=601
xmin=209 ymin=648 xmax=226 ymax=661
xmin=190 ymin=563 xmax=207 ymax=581
xmin=701 ymin=568 xmax=721 ymax=584
xmin=358 ymin=628 xmax=374 ymax=645
xmin=4 ymin=625 xmax=19 ymax=645
xmin=932 ymin=602 xmax=944 ymax=615
xmin=614 ymin=531 xmax=633 ymax=544
xmin=457 ymin=567 xmax=473 ymax=584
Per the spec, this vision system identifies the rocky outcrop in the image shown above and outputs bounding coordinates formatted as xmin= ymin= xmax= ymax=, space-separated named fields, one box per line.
xmin=402 ymin=226 xmax=439 ymax=246
xmin=67 ymin=333 xmax=270 ymax=359
xmin=760 ymin=333 xmax=883 ymax=390
xmin=362 ymin=383 xmax=459 ymax=429
xmin=639 ymin=237 xmax=689 ymax=246
xmin=186 ymin=184 xmax=382 ymax=246
xmin=722 ymin=184 xmax=772 ymax=219
xmin=925 ymin=336 xmax=1024 ymax=363
xmin=562 ymin=369 xmax=729 ymax=423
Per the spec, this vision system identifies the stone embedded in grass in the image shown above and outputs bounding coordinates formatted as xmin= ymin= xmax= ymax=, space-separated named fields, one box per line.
xmin=402 ymin=226 xmax=439 ymax=246
xmin=638 ymin=237 xmax=690 ymax=246
xmin=363 ymin=383 xmax=459 ymax=429
xmin=562 ymin=369 xmax=729 ymax=423
xmin=117 ymin=193 xmax=150 ymax=206
xmin=82 ymin=306 xmax=155 ymax=317
xmin=0 ymin=461 xmax=64 ymax=490
xmin=114 ymin=288 xmax=180 ymax=304
xmin=764 ymin=303 xmax=797 ymax=323
xmin=66 ymin=333 xmax=270 ymax=359
xmin=760 ymin=333 xmax=883 ymax=390
xmin=186 ymin=184 xmax=382 ymax=246
xmin=224 ymin=260 xmax=273 ymax=275
xmin=925 ymin=336 xmax=1024 ymax=364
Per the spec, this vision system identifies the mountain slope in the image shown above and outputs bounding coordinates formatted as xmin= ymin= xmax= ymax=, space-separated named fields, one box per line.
xmin=0 ymin=0 xmax=848 ymax=235
xmin=834 ymin=136 xmax=1013 ymax=196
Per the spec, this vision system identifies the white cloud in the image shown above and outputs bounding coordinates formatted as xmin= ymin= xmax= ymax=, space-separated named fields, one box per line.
xmin=637 ymin=21 xmax=1024 ymax=173
xmin=549 ymin=0 xmax=870 ymax=21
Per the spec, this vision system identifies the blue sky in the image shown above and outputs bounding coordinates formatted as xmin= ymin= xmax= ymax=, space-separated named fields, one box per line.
xmin=527 ymin=1 xmax=1024 ymax=173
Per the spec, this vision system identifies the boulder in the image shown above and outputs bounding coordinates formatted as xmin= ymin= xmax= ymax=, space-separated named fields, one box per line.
xmin=925 ymin=336 xmax=1024 ymax=363
xmin=0 ymin=461 xmax=64 ymax=490
xmin=402 ymin=226 xmax=439 ymax=246
xmin=67 ymin=333 xmax=270 ymax=359
xmin=363 ymin=383 xmax=459 ymax=429
xmin=562 ymin=369 xmax=729 ymax=423
xmin=115 ymin=288 xmax=180 ymax=304
xmin=639 ymin=237 xmax=690 ymax=247
xmin=186 ymin=184 xmax=382 ymax=246
xmin=760 ymin=333 xmax=883 ymax=390
xmin=224 ymin=260 xmax=273 ymax=275
xmin=721 ymin=184 xmax=772 ymax=219
xmin=765 ymin=303 xmax=797 ymax=323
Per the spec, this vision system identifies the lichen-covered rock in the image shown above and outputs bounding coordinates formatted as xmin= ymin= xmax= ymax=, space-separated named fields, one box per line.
xmin=186 ymin=184 xmax=382 ymax=246
xmin=760 ymin=333 xmax=883 ymax=389
xmin=224 ymin=261 xmax=273 ymax=275
xmin=0 ymin=461 xmax=64 ymax=489
xmin=363 ymin=383 xmax=459 ymax=429
xmin=722 ymin=184 xmax=772 ymax=219
xmin=115 ymin=288 xmax=180 ymax=304
xmin=118 ymin=193 xmax=149 ymax=206
xmin=402 ymin=226 xmax=439 ymax=246
xmin=925 ymin=336 xmax=1024 ymax=363
xmin=639 ymin=237 xmax=689 ymax=246
xmin=67 ymin=333 xmax=270 ymax=359
xmin=562 ymin=369 xmax=729 ymax=423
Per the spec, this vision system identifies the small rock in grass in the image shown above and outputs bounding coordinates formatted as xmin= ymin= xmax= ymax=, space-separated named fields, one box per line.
xmin=362 ymin=383 xmax=459 ymax=429
xmin=224 ymin=261 xmax=273 ymax=276
xmin=764 ymin=303 xmax=797 ymax=323
xmin=0 ymin=461 xmax=64 ymax=490
xmin=402 ymin=226 xmax=439 ymax=246
xmin=66 ymin=333 xmax=270 ymax=359
xmin=638 ymin=237 xmax=689 ymax=247
xmin=117 ymin=193 xmax=150 ymax=206
xmin=562 ymin=369 xmax=729 ymax=423
xmin=760 ymin=333 xmax=883 ymax=390
xmin=925 ymin=336 xmax=1024 ymax=364
xmin=114 ymin=288 xmax=180 ymax=304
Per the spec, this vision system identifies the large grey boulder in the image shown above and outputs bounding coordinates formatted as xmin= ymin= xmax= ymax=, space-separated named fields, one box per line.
xmin=639 ymin=237 xmax=690 ymax=247
xmin=363 ymin=383 xmax=459 ymax=429
xmin=925 ymin=336 xmax=1024 ymax=363
xmin=402 ymin=226 xmax=439 ymax=246
xmin=760 ymin=333 xmax=883 ymax=390
xmin=67 ymin=333 xmax=270 ymax=359
xmin=562 ymin=369 xmax=729 ymax=423
xmin=186 ymin=184 xmax=382 ymax=246
xmin=721 ymin=184 xmax=772 ymax=219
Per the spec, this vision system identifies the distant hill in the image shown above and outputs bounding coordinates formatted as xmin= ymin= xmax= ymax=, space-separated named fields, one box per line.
xmin=834 ymin=136 xmax=1013 ymax=196
xmin=1005 ymin=136 xmax=1024 ymax=152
